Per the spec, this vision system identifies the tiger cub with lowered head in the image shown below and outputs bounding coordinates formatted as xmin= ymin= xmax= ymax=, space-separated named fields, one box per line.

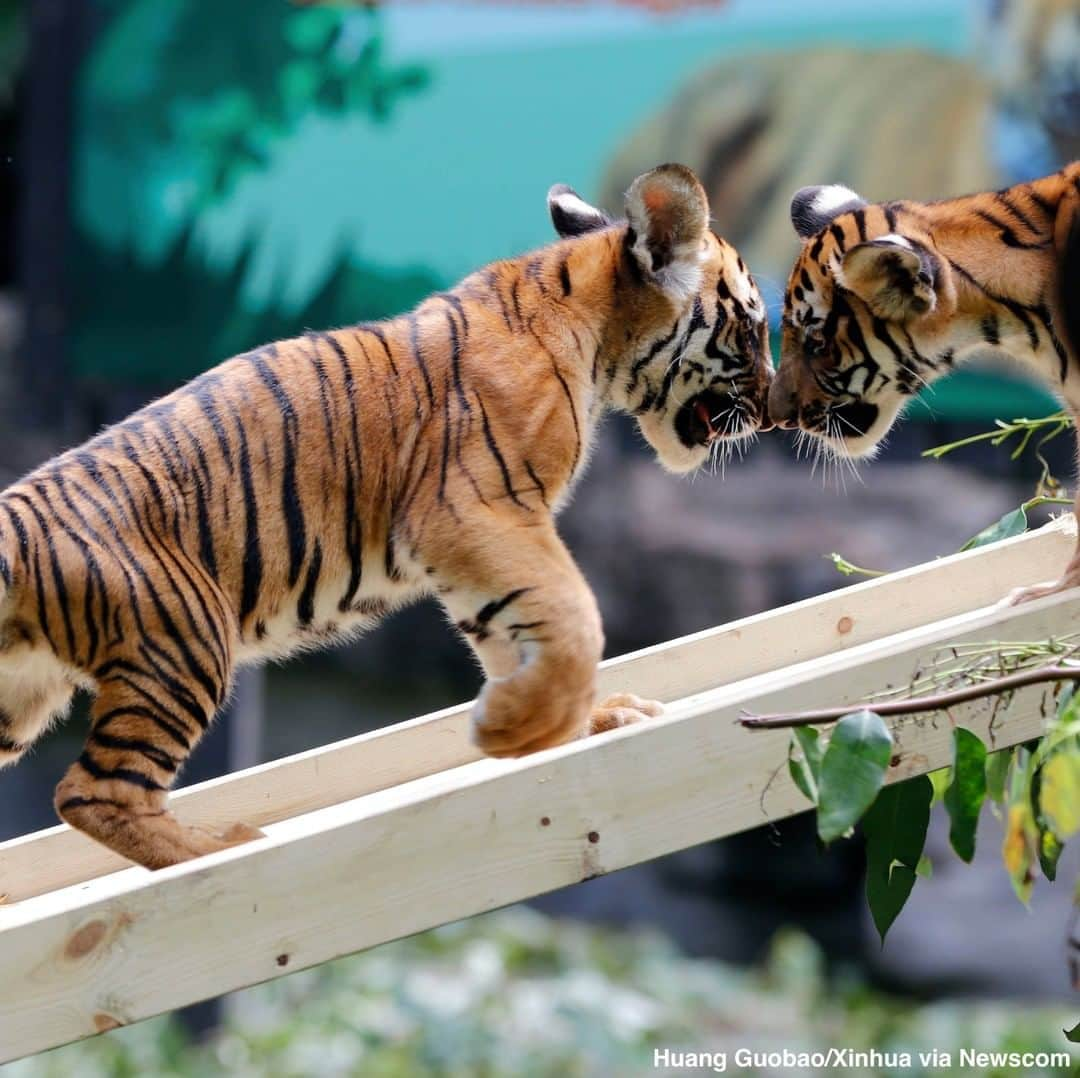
xmin=0 ymin=164 xmax=771 ymax=869
xmin=770 ymin=162 xmax=1080 ymax=601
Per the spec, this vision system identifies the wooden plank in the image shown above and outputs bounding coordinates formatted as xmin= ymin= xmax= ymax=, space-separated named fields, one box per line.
xmin=0 ymin=515 xmax=1074 ymax=903
xmin=1 ymin=585 xmax=1076 ymax=1063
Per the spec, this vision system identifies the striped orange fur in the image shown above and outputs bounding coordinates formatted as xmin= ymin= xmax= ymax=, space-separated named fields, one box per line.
xmin=0 ymin=164 xmax=771 ymax=869
xmin=770 ymin=162 xmax=1080 ymax=599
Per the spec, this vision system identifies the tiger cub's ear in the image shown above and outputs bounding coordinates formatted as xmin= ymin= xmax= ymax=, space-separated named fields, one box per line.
xmin=790 ymin=184 xmax=867 ymax=240
xmin=840 ymin=237 xmax=938 ymax=321
xmin=547 ymin=184 xmax=612 ymax=238
xmin=624 ymin=163 xmax=708 ymax=299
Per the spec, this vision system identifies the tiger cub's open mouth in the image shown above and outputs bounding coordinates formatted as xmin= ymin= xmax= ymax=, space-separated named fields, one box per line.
xmin=675 ymin=389 xmax=751 ymax=447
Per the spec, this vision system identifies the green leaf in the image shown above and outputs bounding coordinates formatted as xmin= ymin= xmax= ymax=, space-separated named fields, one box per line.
xmin=1003 ymin=802 xmax=1037 ymax=905
xmin=1037 ymin=827 xmax=1064 ymax=882
xmin=960 ymin=506 xmax=1028 ymax=551
xmin=788 ymin=727 xmax=823 ymax=804
xmin=817 ymin=710 xmax=893 ymax=844
xmin=915 ymin=854 xmax=933 ymax=879
xmin=985 ymin=748 xmax=1013 ymax=804
xmin=928 ymin=766 xmax=951 ymax=805
xmin=862 ymin=776 xmax=933 ymax=943
xmin=1066 ymin=1020 xmax=1080 ymax=1043
xmin=944 ymin=729 xmax=988 ymax=862
xmin=1039 ymin=751 xmax=1080 ymax=839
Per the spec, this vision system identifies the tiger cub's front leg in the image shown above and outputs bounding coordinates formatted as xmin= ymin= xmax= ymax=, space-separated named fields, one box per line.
xmin=437 ymin=518 xmax=661 ymax=756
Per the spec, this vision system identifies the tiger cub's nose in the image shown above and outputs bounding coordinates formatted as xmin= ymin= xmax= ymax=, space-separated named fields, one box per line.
xmin=766 ymin=379 xmax=799 ymax=430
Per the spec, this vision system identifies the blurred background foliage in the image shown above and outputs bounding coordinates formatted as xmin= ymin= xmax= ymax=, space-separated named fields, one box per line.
xmin=6 ymin=910 xmax=1077 ymax=1077
xmin=73 ymin=1 xmax=435 ymax=383
xmin=0 ymin=0 xmax=24 ymax=107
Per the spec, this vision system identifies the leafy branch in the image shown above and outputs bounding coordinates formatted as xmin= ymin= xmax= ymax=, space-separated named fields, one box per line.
xmin=784 ymin=409 xmax=1080 ymax=992
xmin=742 ymin=664 xmax=1080 ymax=729
xmin=825 ymin=553 xmax=886 ymax=578
xmin=923 ymin=412 xmax=1072 ymax=498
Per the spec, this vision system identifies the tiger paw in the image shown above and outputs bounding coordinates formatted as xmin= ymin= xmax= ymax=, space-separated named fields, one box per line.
xmin=218 ymin=821 xmax=266 ymax=846
xmin=585 ymin=692 xmax=664 ymax=736
xmin=471 ymin=678 xmax=589 ymax=758
xmin=1004 ymin=575 xmax=1080 ymax=607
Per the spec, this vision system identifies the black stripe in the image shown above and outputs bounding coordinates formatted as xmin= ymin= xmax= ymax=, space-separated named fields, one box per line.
xmin=445 ymin=308 xmax=470 ymax=415
xmin=77 ymin=749 xmax=166 ymax=791
xmin=408 ymin=313 xmax=437 ymax=408
xmin=630 ymin=320 xmax=679 ymax=381
xmin=476 ymin=394 xmax=528 ymax=510
xmin=853 ymin=208 xmax=867 ymax=242
xmin=549 ymin=358 xmax=583 ymax=474
xmin=89 ymin=730 xmax=179 ymax=773
xmin=511 ymin=277 xmax=523 ymax=325
xmin=486 ymin=270 xmax=514 ymax=331
xmin=973 ymin=208 xmax=1047 ymax=250
xmin=994 ymin=191 xmax=1039 ymax=235
xmin=524 ymin=460 xmax=548 ymax=506
xmin=440 ymin=291 xmax=470 ymax=336
xmin=32 ymin=480 xmax=106 ymax=664
xmin=99 ymin=456 xmax=229 ymax=694
xmin=94 ymin=703 xmax=192 ymax=751
xmin=13 ymin=504 xmax=57 ymax=654
xmin=297 ymin=539 xmax=323 ymax=626
xmin=1025 ymin=185 xmax=1055 ymax=216
xmin=559 ymin=258 xmax=572 ymax=296
xmin=870 ymin=317 xmax=906 ymax=363
xmin=363 ymin=324 xmax=399 ymax=377
xmin=232 ymin=407 xmax=264 ymax=625
xmin=134 ymin=646 xmax=212 ymax=728
xmin=998 ymin=296 xmax=1040 ymax=351
xmin=174 ymin=421 xmax=219 ymax=578
xmin=250 ymin=351 xmax=307 ymax=589
xmin=981 ymin=313 xmax=1000 ymax=346
xmin=189 ymin=374 xmax=234 ymax=472
xmin=439 ymin=375 xmax=453 ymax=504
xmin=653 ymin=298 xmax=707 ymax=413
xmin=105 ymin=673 xmax=200 ymax=737
xmin=476 ymin=588 xmax=532 ymax=627
xmin=305 ymin=334 xmax=339 ymax=458
xmin=1 ymin=501 xmax=28 ymax=566
xmin=58 ymin=795 xmax=117 ymax=810
xmin=320 ymin=334 xmax=366 ymax=611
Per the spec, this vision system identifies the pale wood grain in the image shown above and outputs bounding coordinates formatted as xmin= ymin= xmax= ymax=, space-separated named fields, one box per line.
xmin=0 ymin=515 xmax=1073 ymax=904
xmin=1 ymin=581 xmax=1077 ymax=1062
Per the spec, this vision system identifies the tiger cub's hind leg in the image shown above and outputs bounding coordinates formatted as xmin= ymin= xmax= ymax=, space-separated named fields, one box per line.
xmin=0 ymin=661 xmax=77 ymax=767
xmin=54 ymin=658 xmax=264 ymax=870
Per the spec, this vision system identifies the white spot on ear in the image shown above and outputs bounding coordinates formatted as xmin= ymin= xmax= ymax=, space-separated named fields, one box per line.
xmin=549 ymin=189 xmax=601 ymax=220
xmin=876 ymin=233 xmax=913 ymax=249
xmin=812 ymin=185 xmax=863 ymax=215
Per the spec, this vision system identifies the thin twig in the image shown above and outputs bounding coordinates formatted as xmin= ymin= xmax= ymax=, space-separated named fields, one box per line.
xmin=740 ymin=664 xmax=1080 ymax=729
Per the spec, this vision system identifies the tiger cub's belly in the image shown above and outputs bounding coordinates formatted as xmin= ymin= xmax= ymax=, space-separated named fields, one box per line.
xmin=234 ymin=554 xmax=430 ymax=667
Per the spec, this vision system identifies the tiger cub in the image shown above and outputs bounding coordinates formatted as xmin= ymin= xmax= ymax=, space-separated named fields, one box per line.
xmin=0 ymin=164 xmax=771 ymax=869
xmin=770 ymin=162 xmax=1080 ymax=601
